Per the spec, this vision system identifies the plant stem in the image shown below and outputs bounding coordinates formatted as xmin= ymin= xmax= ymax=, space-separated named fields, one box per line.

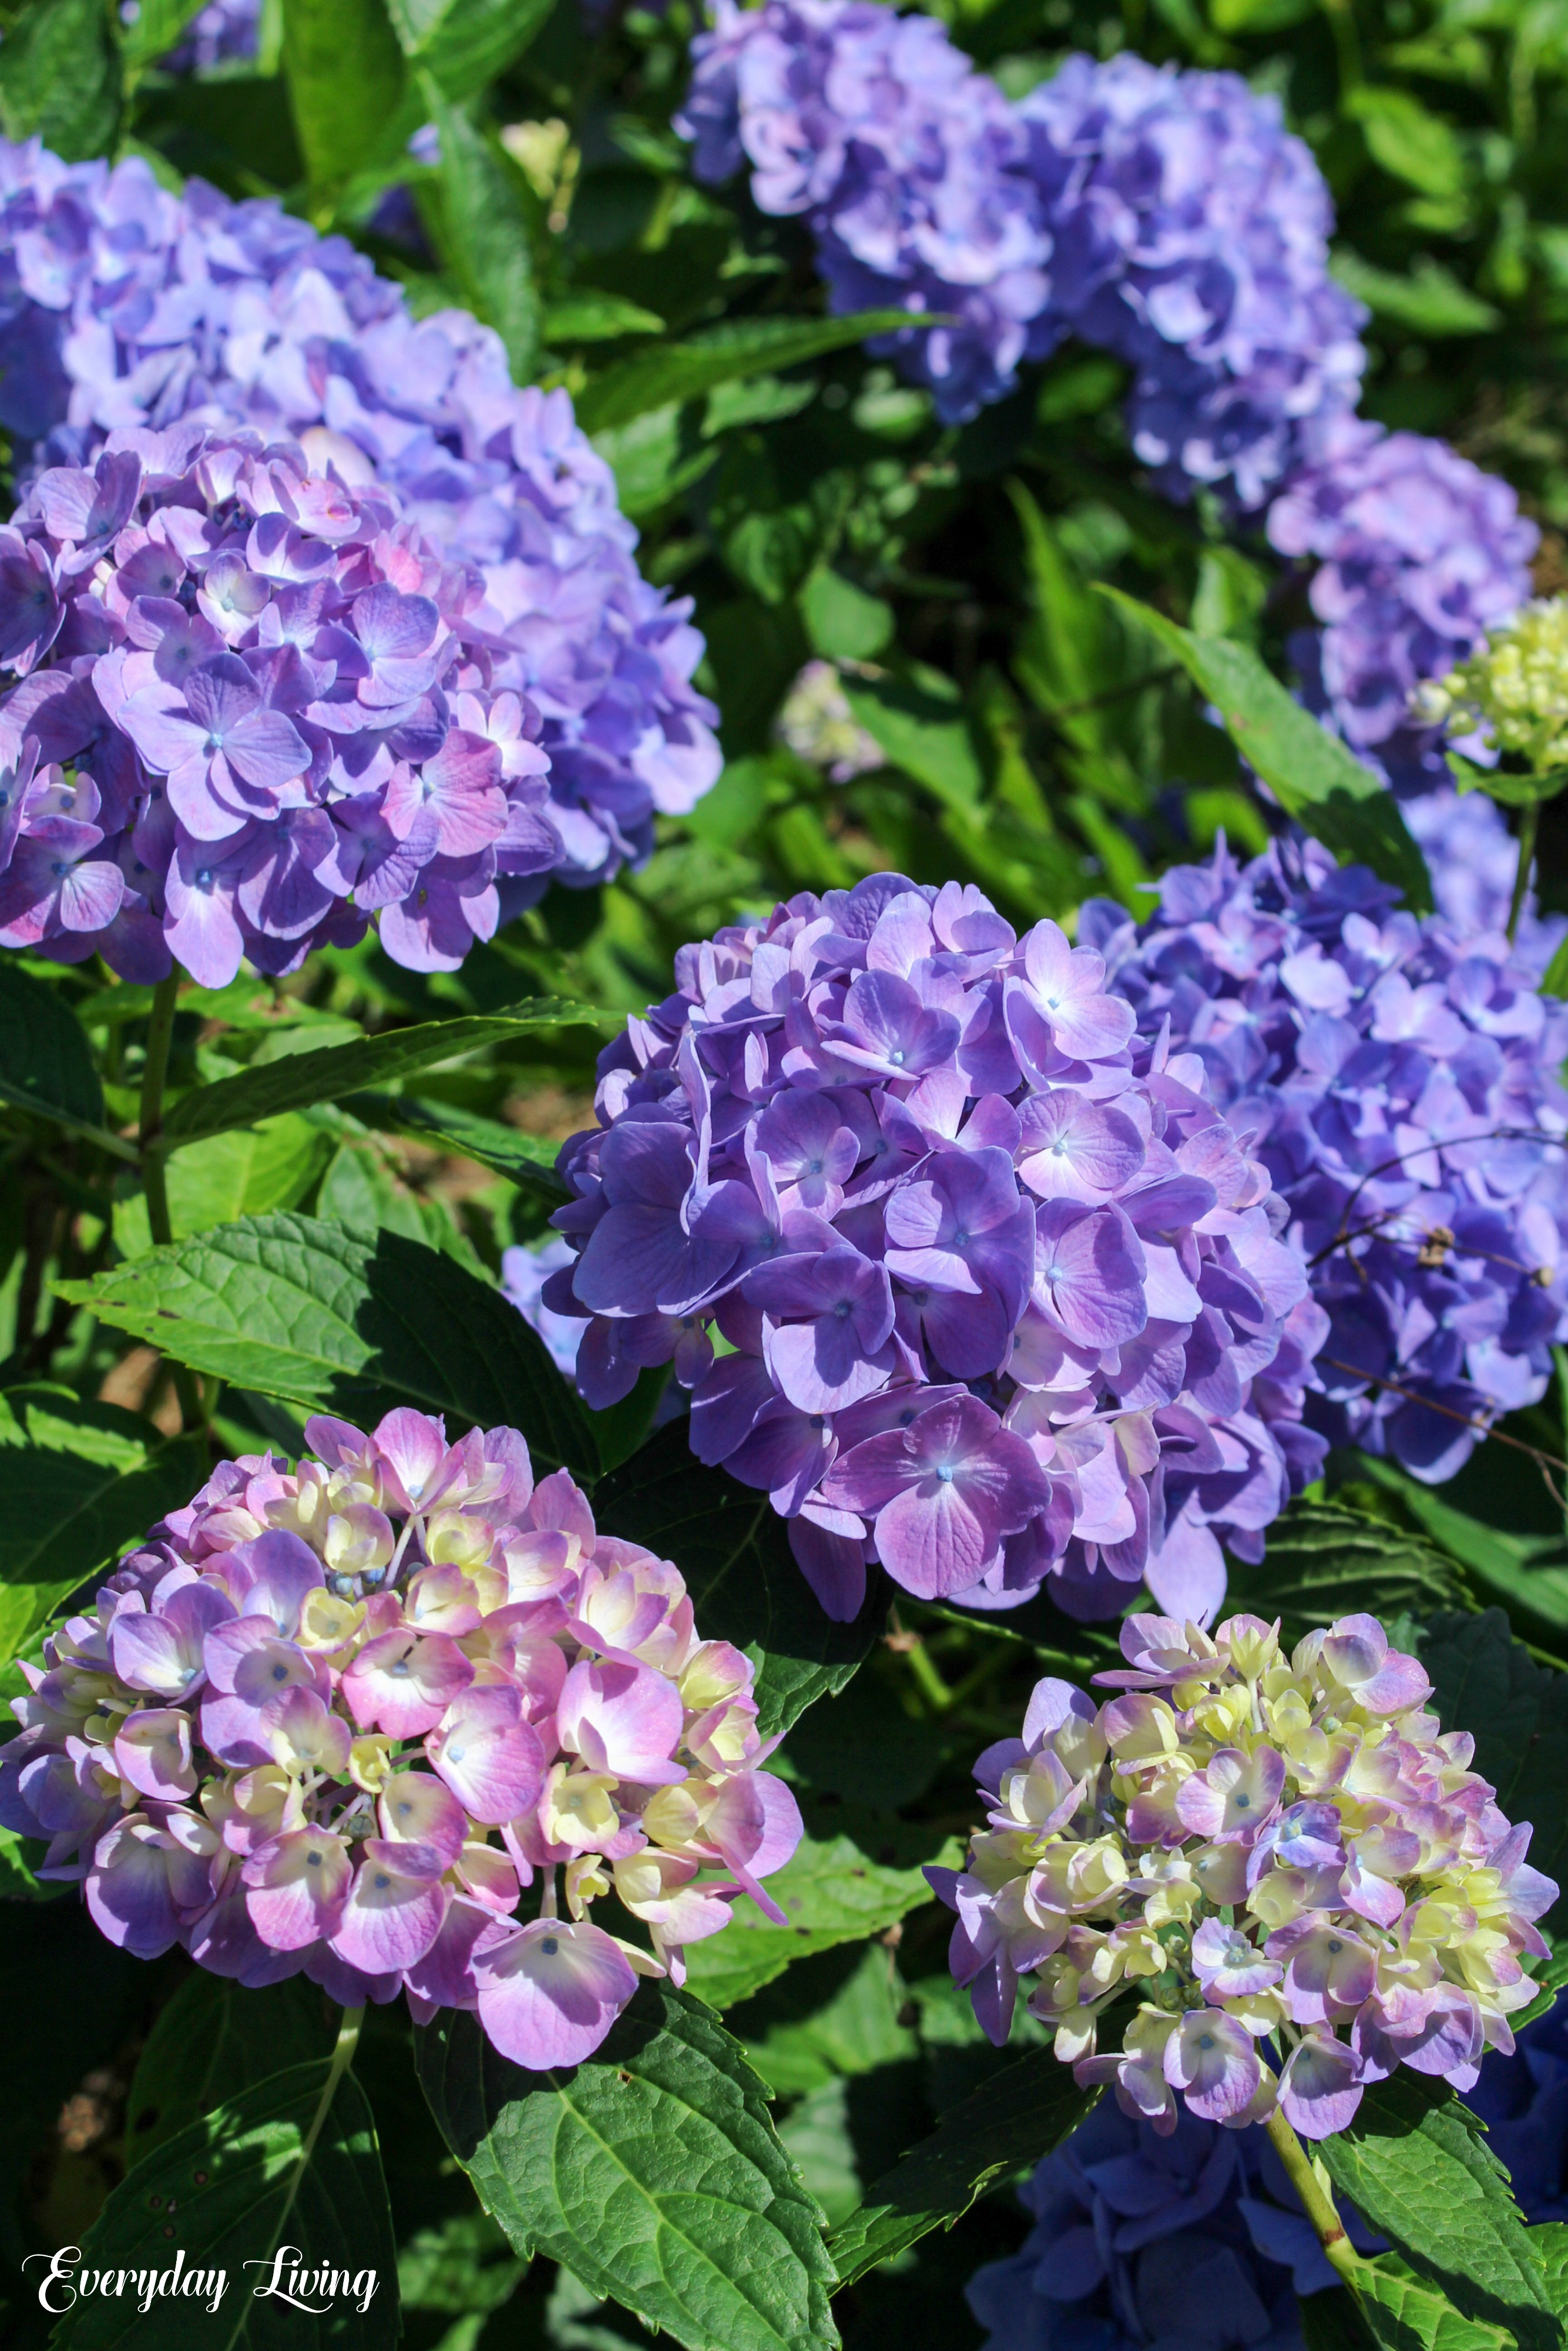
xmin=136 ymin=970 xmax=201 ymax=1427
xmin=1264 ymin=2108 xmax=1362 ymax=2290
xmin=223 ymin=2006 xmax=364 ymax=2351
xmin=1321 ymin=0 xmax=1363 ymax=89
xmin=1508 ymin=800 xmax=1540 ymax=943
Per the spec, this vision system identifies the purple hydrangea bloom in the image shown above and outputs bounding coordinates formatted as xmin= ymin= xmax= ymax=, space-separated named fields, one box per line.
xmin=1268 ymin=417 xmax=1539 ymax=793
xmin=545 ymin=873 xmax=1327 ymax=1626
xmin=1017 ymin=54 xmax=1367 ymax=511
xmin=677 ymin=0 xmax=1059 ymax=425
xmin=1469 ymin=1989 xmax=1568 ymax=2222
xmin=1402 ymin=787 xmax=1567 ymax=981
xmin=0 ymin=424 xmax=560 ymax=984
xmin=1089 ymin=834 xmax=1568 ymax=1480
xmin=0 ymin=141 xmax=718 ymax=888
xmin=502 ymin=1235 xmax=588 ymax=1382
xmin=0 ymin=1411 xmax=800 ymax=2065
xmin=966 ymin=2098 xmax=1387 ymax=2351
xmin=151 ymin=0 xmax=262 ymax=72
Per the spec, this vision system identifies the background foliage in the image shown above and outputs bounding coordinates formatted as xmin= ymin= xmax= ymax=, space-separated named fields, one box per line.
xmin=5 ymin=0 xmax=1568 ymax=2343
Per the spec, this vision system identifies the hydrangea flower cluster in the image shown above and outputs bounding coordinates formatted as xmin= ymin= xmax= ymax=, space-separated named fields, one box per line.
xmin=1089 ymin=834 xmax=1568 ymax=1480
xmin=966 ymin=2099 xmax=1384 ymax=2351
xmin=932 ymin=1612 xmax=1557 ymax=2141
xmin=679 ymin=11 xmax=1364 ymax=504
xmin=0 ymin=141 xmax=718 ymax=888
xmin=543 ymin=871 xmax=1326 ymax=1627
xmin=0 ymin=422 xmax=566 ymax=984
xmin=677 ymin=0 xmax=1059 ymax=425
xmin=0 ymin=1410 xmax=800 ymax=2068
xmin=777 ymin=659 xmax=884 ymax=782
xmin=1268 ymin=417 xmax=1539 ymax=795
xmin=1016 ymin=55 xmax=1367 ymax=512
xmin=1412 ymin=593 xmax=1568 ymax=779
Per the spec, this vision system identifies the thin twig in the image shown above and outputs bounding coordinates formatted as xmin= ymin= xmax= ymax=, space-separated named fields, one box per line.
xmin=1319 ymin=1353 xmax=1568 ymax=1506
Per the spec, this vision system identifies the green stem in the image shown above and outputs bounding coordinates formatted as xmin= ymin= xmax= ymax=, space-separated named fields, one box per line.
xmin=136 ymin=971 xmax=201 ymax=1427
xmin=1264 ymin=2108 xmax=1362 ymax=2290
xmin=1509 ymin=800 xmax=1540 ymax=944
xmin=1321 ymin=0 xmax=1363 ymax=89
xmin=222 ymin=2007 xmax=364 ymax=2351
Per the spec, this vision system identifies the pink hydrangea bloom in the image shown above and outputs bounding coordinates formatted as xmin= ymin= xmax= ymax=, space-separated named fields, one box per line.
xmin=0 ymin=1411 xmax=801 ymax=2068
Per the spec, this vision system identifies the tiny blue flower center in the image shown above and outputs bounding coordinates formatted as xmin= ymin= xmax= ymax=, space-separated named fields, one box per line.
xmin=936 ymin=1464 xmax=956 ymax=1483
xmin=541 ymin=1934 xmax=559 ymax=1956
xmin=1198 ymin=2033 xmax=1214 ymax=2050
xmin=374 ymin=1873 xmax=390 ymax=1890
xmin=1234 ymin=1792 xmax=1250 ymax=1807
xmin=306 ymin=1850 xmax=323 ymax=1868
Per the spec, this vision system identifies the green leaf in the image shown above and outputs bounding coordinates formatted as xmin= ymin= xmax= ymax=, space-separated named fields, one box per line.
xmin=1350 ymin=1453 xmax=1568 ymax=1643
xmin=1417 ymin=1608 xmax=1568 ymax=1934
xmin=0 ymin=962 xmax=133 ymax=1157
xmin=739 ymin=1945 xmax=918 ymax=2101
xmin=800 ymin=570 xmax=895 ymax=662
xmin=1225 ymin=1498 xmax=1463 ymax=1641
xmin=1345 ymin=88 xmax=1469 ymax=200
xmin=0 ymin=0 xmax=120 ymax=159
xmin=125 ymin=1975 xmax=337 ymax=2169
xmin=162 ymin=999 xmax=605 ymax=1146
xmin=414 ymin=1984 xmax=840 ymax=2351
xmin=0 ymin=1385 xmax=207 ymax=1671
xmin=339 ymin=1094 xmax=571 ymax=1205
xmin=590 ymin=404 xmax=720 ymax=519
xmin=1330 ymin=251 xmax=1500 ymax=337
xmin=683 ymin=1831 xmax=956 ymax=2012
xmin=423 ymin=82 xmax=539 ymax=382
xmin=387 ymin=0 xmax=553 ymax=100
xmin=52 ymin=2057 xmax=399 ymax=2351
xmin=281 ymin=0 xmax=411 ymax=189
xmin=1352 ymin=2259 xmax=1514 ymax=2351
xmin=825 ymin=2045 xmax=1096 ymax=2288
xmin=1318 ymin=2071 xmax=1557 ymax=2350
xmin=54 ymin=1213 xmax=600 ymax=1480
xmin=544 ymin=292 xmax=665 ymax=343
xmin=593 ymin=1424 xmax=881 ymax=1739
xmin=114 ymin=1114 xmax=333 ymax=1258
xmin=1542 ymin=932 xmax=1568 ymax=1000
xmin=575 ymin=314 xmax=917 ymax=436
xmin=840 ymin=673 xmax=984 ymax=810
xmin=1098 ymin=588 xmax=1433 ymax=911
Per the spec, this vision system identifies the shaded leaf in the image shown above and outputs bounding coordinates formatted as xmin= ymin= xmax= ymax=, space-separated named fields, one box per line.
xmin=0 ymin=1385 xmax=207 ymax=1671
xmin=340 ymin=1093 xmax=570 ymax=1205
xmin=1098 ymin=589 xmax=1432 ymax=911
xmin=414 ymin=1984 xmax=840 ymax=2351
xmin=1330 ymin=250 xmax=1499 ymax=336
xmin=388 ymin=0 xmax=553 ymax=101
xmin=117 ymin=0 xmax=207 ymax=68
xmin=683 ymin=1831 xmax=956 ymax=2012
xmin=1352 ymin=2259 xmax=1512 ymax=2351
xmin=54 ymin=1213 xmax=599 ymax=1480
xmin=1226 ymin=1498 xmax=1463 ymax=1642
xmin=0 ymin=962 xmax=130 ymax=1155
xmin=825 ymin=2044 xmax=1096 ymax=2288
xmin=575 ymin=314 xmax=916 ymax=435
xmin=545 ymin=292 xmax=665 ymax=342
xmin=1351 ymin=1453 xmax=1568 ymax=1645
xmin=113 ymin=1115 xmax=333 ymax=1259
xmin=1345 ymin=88 xmax=1469 ymax=199
xmin=840 ymin=673 xmax=983 ymax=809
xmin=125 ymin=1974 xmax=337 ymax=2169
xmin=53 ymin=2057 xmax=399 ymax=2351
xmin=593 ymin=1425 xmax=881 ymax=1738
xmin=162 ymin=999 xmax=605 ymax=1145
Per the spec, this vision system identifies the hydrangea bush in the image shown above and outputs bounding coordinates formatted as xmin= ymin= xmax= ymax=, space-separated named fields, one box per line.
xmin=935 ymin=1613 xmax=1556 ymax=2134
xmin=543 ymin=872 xmax=1326 ymax=1624
xmin=1090 ymin=836 xmax=1568 ymax=1478
xmin=0 ymin=1409 xmax=800 ymax=2066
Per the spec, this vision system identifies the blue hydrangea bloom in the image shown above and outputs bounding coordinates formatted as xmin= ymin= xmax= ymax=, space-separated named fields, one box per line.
xmin=1401 ymin=787 xmax=1566 ymax=982
xmin=1268 ymin=416 xmax=1539 ymax=795
xmin=1468 ymin=1989 xmax=1568 ymax=2223
xmin=1016 ymin=53 xmax=1366 ymax=512
xmin=152 ymin=0 xmax=262 ymax=72
xmin=1089 ymin=834 xmax=1568 ymax=1483
xmin=679 ymin=0 xmax=1059 ymax=425
xmin=966 ymin=2101 xmax=1383 ymax=2351
xmin=0 ymin=141 xmax=719 ymax=893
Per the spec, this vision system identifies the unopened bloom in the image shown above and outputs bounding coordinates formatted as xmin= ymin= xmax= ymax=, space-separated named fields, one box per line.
xmin=0 ymin=1413 xmax=801 ymax=2068
xmin=546 ymin=871 xmax=1325 ymax=1625
xmin=932 ymin=1610 xmax=1556 ymax=2138
xmin=1414 ymin=596 xmax=1568 ymax=780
